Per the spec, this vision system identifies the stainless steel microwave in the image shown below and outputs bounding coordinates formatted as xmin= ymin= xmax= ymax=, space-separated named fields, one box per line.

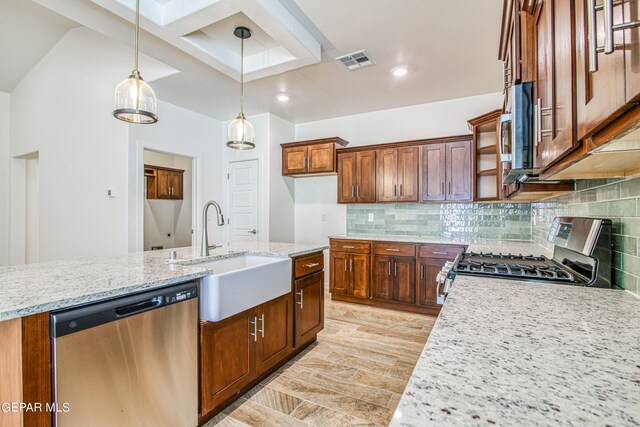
xmin=499 ymin=82 xmax=534 ymax=184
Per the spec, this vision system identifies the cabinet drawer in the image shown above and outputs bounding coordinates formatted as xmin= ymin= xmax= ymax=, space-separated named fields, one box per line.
xmin=294 ymin=252 xmax=324 ymax=279
xmin=419 ymin=245 xmax=465 ymax=259
xmin=330 ymin=240 xmax=371 ymax=254
xmin=373 ymin=242 xmax=416 ymax=257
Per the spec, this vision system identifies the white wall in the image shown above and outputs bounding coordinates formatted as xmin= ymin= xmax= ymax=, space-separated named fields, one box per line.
xmin=9 ymin=27 xmax=223 ymax=262
xmin=129 ymin=100 xmax=221 ymax=252
xmin=293 ymin=93 xmax=503 ymax=277
xmin=0 ymin=92 xmax=9 ymax=266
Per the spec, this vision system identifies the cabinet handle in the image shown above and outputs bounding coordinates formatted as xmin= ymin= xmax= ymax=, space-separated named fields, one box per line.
xmin=421 ymin=265 xmax=425 ymax=280
xmin=356 ymin=186 xmax=360 ymax=198
xmin=399 ymin=184 xmax=403 ymax=196
xmin=433 ymin=251 xmax=448 ymax=255
xmin=350 ymin=258 xmax=353 ymax=272
xmin=305 ymin=263 xmax=320 ymax=268
xmin=388 ymin=261 xmax=391 ymax=277
xmin=296 ymin=289 xmax=304 ymax=309
xmin=441 ymin=182 xmax=444 ymax=195
xmin=386 ymin=248 xmax=401 ymax=252
xmin=342 ymin=245 xmax=355 ymax=249
xmin=587 ymin=0 xmax=599 ymax=72
xmin=394 ymin=184 xmax=397 ymax=196
xmin=448 ymin=181 xmax=451 ymax=195
xmin=394 ymin=262 xmax=397 ymax=277
xmin=344 ymin=259 xmax=347 ymax=271
xmin=258 ymin=313 xmax=265 ymax=338
xmin=351 ymin=186 xmax=355 ymax=198
xmin=249 ymin=316 xmax=258 ymax=342
xmin=604 ymin=0 xmax=615 ymax=54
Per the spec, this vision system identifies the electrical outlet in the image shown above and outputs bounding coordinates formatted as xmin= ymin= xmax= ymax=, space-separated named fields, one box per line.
xmin=107 ymin=187 xmax=116 ymax=198
xmin=368 ymin=213 xmax=374 ymax=222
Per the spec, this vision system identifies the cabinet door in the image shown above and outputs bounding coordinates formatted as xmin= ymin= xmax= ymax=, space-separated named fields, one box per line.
xmin=156 ymin=169 xmax=171 ymax=199
xmin=397 ymin=146 xmax=419 ymax=202
xmin=535 ymin=0 xmax=576 ymax=169
xmin=417 ymin=258 xmax=446 ymax=307
xmin=330 ymin=252 xmax=349 ymax=295
xmin=421 ymin=144 xmax=446 ymax=201
xmin=256 ymin=294 xmax=293 ymax=375
xmin=283 ymin=146 xmax=308 ymax=175
xmin=376 ymin=148 xmax=398 ymax=202
xmin=169 ymin=171 xmax=183 ymax=199
xmin=446 ymin=141 xmax=472 ymax=201
xmin=575 ymin=0 xmax=626 ymax=140
xmin=356 ymin=150 xmax=377 ymax=203
xmin=200 ymin=312 xmax=256 ymax=414
xmin=350 ymin=254 xmax=370 ymax=298
xmin=337 ymin=153 xmax=357 ymax=203
xmin=625 ymin=0 xmax=640 ymax=102
xmin=393 ymin=257 xmax=416 ymax=304
xmin=371 ymin=255 xmax=393 ymax=300
xmin=294 ymin=272 xmax=324 ymax=348
xmin=307 ymin=143 xmax=335 ymax=174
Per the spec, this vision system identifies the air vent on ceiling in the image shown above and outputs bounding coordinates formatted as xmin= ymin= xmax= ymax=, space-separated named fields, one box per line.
xmin=335 ymin=50 xmax=375 ymax=70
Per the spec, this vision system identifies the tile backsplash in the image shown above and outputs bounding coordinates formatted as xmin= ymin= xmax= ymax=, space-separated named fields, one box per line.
xmin=532 ymin=177 xmax=640 ymax=295
xmin=347 ymin=203 xmax=532 ymax=240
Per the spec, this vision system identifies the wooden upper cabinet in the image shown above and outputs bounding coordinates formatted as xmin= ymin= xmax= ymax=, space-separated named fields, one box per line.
xmin=377 ymin=149 xmax=398 ymax=202
xmin=534 ymin=0 xmax=577 ymax=169
xmin=446 ymin=140 xmax=472 ymax=201
xmin=422 ymin=140 xmax=472 ymax=202
xmin=625 ymin=0 xmax=640 ymax=103
xmin=376 ymin=146 xmax=419 ymax=202
xmin=337 ymin=150 xmax=376 ymax=203
xmin=575 ymin=0 xmax=627 ymax=140
xmin=355 ymin=151 xmax=377 ymax=202
xmin=421 ymin=143 xmax=446 ymax=201
xmin=281 ymin=137 xmax=349 ymax=177
xmin=145 ymin=165 xmax=184 ymax=200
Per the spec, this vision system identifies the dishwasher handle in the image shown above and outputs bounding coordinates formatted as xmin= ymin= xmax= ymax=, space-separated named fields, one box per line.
xmin=115 ymin=297 xmax=163 ymax=317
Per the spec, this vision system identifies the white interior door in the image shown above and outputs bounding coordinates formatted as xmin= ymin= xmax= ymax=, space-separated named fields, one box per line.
xmin=227 ymin=159 xmax=259 ymax=243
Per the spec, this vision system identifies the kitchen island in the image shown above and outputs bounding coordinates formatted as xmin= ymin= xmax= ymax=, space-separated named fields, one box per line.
xmin=390 ymin=275 xmax=640 ymax=426
xmin=0 ymin=241 xmax=327 ymax=321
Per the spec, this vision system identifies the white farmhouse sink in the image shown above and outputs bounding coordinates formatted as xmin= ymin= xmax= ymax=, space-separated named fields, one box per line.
xmin=198 ymin=255 xmax=292 ymax=322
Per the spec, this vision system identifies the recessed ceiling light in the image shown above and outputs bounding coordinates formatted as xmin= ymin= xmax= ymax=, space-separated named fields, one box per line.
xmin=392 ymin=66 xmax=408 ymax=77
xmin=277 ymin=94 xmax=289 ymax=102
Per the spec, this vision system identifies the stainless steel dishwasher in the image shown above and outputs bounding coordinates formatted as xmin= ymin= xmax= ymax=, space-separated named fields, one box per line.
xmin=51 ymin=282 xmax=198 ymax=427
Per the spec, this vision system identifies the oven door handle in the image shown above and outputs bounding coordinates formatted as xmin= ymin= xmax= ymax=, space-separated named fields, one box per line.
xmin=436 ymin=279 xmax=446 ymax=305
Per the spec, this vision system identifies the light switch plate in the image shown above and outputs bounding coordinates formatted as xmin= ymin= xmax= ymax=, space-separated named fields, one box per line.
xmin=107 ymin=187 xmax=116 ymax=198
xmin=321 ymin=213 xmax=327 ymax=222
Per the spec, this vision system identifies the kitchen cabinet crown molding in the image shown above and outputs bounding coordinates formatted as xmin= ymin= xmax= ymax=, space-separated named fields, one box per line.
xmin=336 ymin=134 xmax=472 ymax=154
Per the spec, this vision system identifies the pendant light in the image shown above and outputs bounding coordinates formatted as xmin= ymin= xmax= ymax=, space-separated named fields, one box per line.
xmin=227 ymin=26 xmax=255 ymax=150
xmin=112 ymin=0 xmax=158 ymax=124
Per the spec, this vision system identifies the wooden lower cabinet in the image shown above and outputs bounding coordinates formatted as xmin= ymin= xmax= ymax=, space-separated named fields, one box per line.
xmin=200 ymin=310 xmax=257 ymax=415
xmin=330 ymin=252 xmax=370 ymax=298
xmin=256 ymin=293 xmax=294 ymax=374
xmin=330 ymin=239 xmax=466 ymax=315
xmin=418 ymin=257 xmax=447 ymax=307
xmin=372 ymin=256 xmax=415 ymax=303
xmin=294 ymin=271 xmax=325 ymax=348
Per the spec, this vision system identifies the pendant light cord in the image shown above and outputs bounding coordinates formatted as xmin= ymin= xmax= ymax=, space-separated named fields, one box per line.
xmin=240 ymin=36 xmax=244 ymax=115
xmin=134 ymin=0 xmax=140 ymax=74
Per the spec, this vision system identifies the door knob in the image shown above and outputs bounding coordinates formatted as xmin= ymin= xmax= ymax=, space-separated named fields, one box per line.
xmin=248 ymin=229 xmax=257 ymax=234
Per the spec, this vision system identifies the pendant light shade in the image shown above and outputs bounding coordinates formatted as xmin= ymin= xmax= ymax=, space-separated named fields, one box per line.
xmin=113 ymin=0 xmax=158 ymax=124
xmin=227 ymin=26 xmax=254 ymax=150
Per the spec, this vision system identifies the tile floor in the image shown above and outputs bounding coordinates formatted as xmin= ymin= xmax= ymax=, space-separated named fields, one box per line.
xmin=204 ymin=293 xmax=436 ymax=426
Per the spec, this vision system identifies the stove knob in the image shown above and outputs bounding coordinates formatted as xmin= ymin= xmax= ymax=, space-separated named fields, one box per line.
xmin=444 ymin=261 xmax=454 ymax=268
xmin=436 ymin=271 xmax=445 ymax=284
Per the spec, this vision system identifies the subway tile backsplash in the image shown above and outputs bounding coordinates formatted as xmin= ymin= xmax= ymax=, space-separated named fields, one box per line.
xmin=346 ymin=176 xmax=640 ymax=295
xmin=347 ymin=203 xmax=532 ymax=240
xmin=532 ymin=176 xmax=640 ymax=295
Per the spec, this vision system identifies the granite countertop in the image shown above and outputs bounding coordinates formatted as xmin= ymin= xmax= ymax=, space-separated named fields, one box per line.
xmin=329 ymin=234 xmax=552 ymax=256
xmin=0 ymin=241 xmax=327 ymax=321
xmin=391 ymin=276 xmax=640 ymax=426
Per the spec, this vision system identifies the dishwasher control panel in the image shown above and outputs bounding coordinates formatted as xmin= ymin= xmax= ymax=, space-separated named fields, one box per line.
xmin=165 ymin=288 xmax=198 ymax=305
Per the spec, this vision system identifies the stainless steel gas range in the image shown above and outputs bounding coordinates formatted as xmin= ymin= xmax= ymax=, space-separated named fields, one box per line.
xmin=436 ymin=217 xmax=613 ymax=300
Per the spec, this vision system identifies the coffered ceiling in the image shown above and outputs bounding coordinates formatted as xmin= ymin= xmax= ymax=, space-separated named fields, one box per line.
xmin=1 ymin=0 xmax=504 ymax=123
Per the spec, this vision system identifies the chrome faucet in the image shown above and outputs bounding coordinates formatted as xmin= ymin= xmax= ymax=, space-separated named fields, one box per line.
xmin=201 ymin=200 xmax=225 ymax=256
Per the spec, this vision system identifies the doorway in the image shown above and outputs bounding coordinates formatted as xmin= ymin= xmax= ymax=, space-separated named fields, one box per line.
xmin=227 ymin=159 xmax=259 ymax=243
xmin=143 ymin=149 xmax=195 ymax=251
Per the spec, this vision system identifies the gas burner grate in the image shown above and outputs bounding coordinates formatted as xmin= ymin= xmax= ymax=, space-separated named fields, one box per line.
xmin=456 ymin=258 xmax=575 ymax=282
xmin=468 ymin=252 xmax=547 ymax=262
